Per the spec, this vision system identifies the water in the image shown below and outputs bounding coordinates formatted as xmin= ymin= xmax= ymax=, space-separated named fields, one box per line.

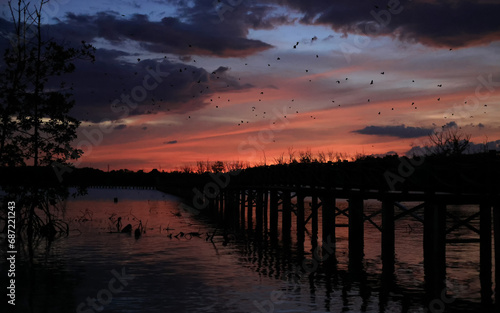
xmin=6 ymin=188 xmax=492 ymax=312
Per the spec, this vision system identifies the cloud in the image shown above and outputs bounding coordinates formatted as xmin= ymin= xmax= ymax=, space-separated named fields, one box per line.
xmin=443 ymin=121 xmax=458 ymax=129
xmin=352 ymin=124 xmax=433 ymax=138
xmin=114 ymin=124 xmax=127 ymax=130
xmin=1 ymin=12 xmax=257 ymax=123
xmin=62 ymin=49 xmax=253 ymax=122
xmin=49 ymin=7 xmax=274 ymax=58
xmin=273 ymin=0 xmax=500 ymax=48
xmin=405 ymin=139 xmax=500 ymax=156
xmin=467 ymin=139 xmax=500 ymax=153
xmin=164 ymin=140 xmax=178 ymax=144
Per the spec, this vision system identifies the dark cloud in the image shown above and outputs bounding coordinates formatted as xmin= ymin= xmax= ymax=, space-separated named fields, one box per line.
xmin=64 ymin=49 xmax=253 ymax=122
xmin=266 ymin=84 xmax=279 ymax=90
xmin=405 ymin=139 xmax=500 ymax=156
xmin=50 ymin=7 xmax=274 ymax=58
xmin=0 ymin=15 xmax=255 ymax=123
xmin=114 ymin=124 xmax=127 ymax=130
xmin=179 ymin=0 xmax=293 ymax=30
xmin=443 ymin=121 xmax=458 ymax=129
xmin=352 ymin=124 xmax=433 ymax=138
xmin=164 ymin=140 xmax=178 ymax=144
xmin=273 ymin=0 xmax=500 ymax=48
xmin=213 ymin=66 xmax=230 ymax=74
xmin=467 ymin=139 xmax=500 ymax=153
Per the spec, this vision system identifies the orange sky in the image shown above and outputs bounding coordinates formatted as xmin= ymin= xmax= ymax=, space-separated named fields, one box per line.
xmin=16 ymin=0 xmax=498 ymax=171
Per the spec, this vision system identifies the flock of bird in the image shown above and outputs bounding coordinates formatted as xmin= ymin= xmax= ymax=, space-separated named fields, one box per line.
xmin=82 ymin=37 xmax=489 ymax=136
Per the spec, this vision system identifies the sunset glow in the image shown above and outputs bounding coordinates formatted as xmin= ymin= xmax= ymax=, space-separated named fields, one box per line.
xmin=2 ymin=0 xmax=499 ymax=171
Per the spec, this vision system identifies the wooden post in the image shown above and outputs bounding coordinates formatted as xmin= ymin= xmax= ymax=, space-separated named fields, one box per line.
xmin=312 ymin=195 xmax=319 ymax=246
xmin=382 ymin=199 xmax=395 ymax=277
xmin=321 ymin=194 xmax=336 ymax=265
xmin=224 ymin=190 xmax=232 ymax=225
xmin=240 ymin=190 xmax=246 ymax=229
xmin=349 ymin=197 xmax=364 ymax=270
xmin=263 ymin=191 xmax=269 ymax=231
xmin=282 ymin=190 xmax=292 ymax=244
xmin=321 ymin=195 xmax=336 ymax=246
xmin=247 ymin=190 xmax=254 ymax=230
xmin=424 ymin=202 xmax=446 ymax=300
xmin=270 ymin=190 xmax=278 ymax=239
xmin=256 ymin=189 xmax=264 ymax=233
xmin=296 ymin=192 xmax=305 ymax=254
xmin=480 ymin=201 xmax=492 ymax=308
xmin=228 ymin=190 xmax=234 ymax=225
xmin=233 ymin=190 xmax=240 ymax=230
xmin=219 ymin=191 xmax=224 ymax=223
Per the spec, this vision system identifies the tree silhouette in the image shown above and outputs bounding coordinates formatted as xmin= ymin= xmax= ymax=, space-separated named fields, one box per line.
xmin=0 ymin=0 xmax=95 ymax=167
xmin=0 ymin=0 xmax=94 ymax=258
xmin=427 ymin=128 xmax=471 ymax=156
xmin=211 ymin=161 xmax=225 ymax=173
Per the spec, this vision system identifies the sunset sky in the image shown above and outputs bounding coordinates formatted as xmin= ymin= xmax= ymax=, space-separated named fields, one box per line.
xmin=1 ymin=0 xmax=500 ymax=171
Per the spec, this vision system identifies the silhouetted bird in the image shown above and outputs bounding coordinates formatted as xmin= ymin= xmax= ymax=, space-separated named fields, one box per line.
xmin=370 ymin=80 xmax=373 ymax=85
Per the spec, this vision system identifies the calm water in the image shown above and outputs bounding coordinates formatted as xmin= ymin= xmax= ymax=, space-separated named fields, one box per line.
xmin=7 ymin=188 xmax=493 ymax=312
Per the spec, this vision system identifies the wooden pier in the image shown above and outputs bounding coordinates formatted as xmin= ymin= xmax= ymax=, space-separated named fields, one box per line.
xmin=207 ymin=184 xmax=500 ymax=310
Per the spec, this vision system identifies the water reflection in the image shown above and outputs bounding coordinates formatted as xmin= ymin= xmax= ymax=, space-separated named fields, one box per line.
xmin=10 ymin=188 xmax=489 ymax=312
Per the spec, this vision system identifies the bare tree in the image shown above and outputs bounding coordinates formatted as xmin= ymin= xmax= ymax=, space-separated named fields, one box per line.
xmin=180 ymin=165 xmax=193 ymax=173
xmin=274 ymin=152 xmax=285 ymax=165
xmin=427 ymin=128 xmax=471 ymax=156
xmin=327 ymin=150 xmax=335 ymax=162
xmin=299 ymin=148 xmax=312 ymax=163
xmin=195 ymin=161 xmax=206 ymax=174
xmin=287 ymin=146 xmax=296 ymax=163
xmin=317 ymin=151 xmax=326 ymax=163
